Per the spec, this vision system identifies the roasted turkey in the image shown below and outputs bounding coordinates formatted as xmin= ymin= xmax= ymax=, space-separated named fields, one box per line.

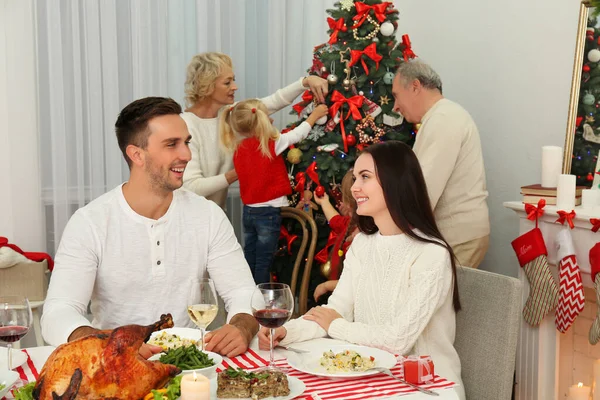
xmin=34 ymin=313 xmax=181 ymax=400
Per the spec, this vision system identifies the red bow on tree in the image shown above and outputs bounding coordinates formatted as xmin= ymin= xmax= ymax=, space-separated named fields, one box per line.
xmin=279 ymin=226 xmax=298 ymax=255
xmin=556 ymin=210 xmax=576 ymax=230
xmin=525 ymin=199 xmax=545 ymax=228
xmin=401 ymin=34 xmax=417 ymax=61
xmin=306 ymin=161 xmax=321 ymax=186
xmin=591 ymin=218 xmax=600 ymax=232
xmin=294 ymin=172 xmax=306 ymax=195
xmin=352 ymin=2 xmax=391 ymax=28
xmin=329 ymin=90 xmax=364 ymax=152
xmin=349 ymin=43 xmax=382 ymax=75
xmin=327 ymin=17 xmax=347 ymax=44
xmin=315 ymin=231 xmax=337 ymax=264
xmin=292 ymin=90 xmax=315 ymax=115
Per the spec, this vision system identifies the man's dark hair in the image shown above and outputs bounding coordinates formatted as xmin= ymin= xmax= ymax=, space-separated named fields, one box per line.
xmin=115 ymin=97 xmax=182 ymax=167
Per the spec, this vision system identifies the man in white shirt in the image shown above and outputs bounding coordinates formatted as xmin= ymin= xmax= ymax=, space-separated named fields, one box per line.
xmin=391 ymin=60 xmax=490 ymax=268
xmin=41 ymin=97 xmax=258 ymax=358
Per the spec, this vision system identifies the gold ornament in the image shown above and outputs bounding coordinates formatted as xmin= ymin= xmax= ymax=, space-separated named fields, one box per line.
xmin=340 ymin=0 xmax=355 ymax=11
xmin=320 ymin=261 xmax=332 ymax=279
xmin=379 ymin=95 xmax=390 ymax=105
xmin=352 ymin=14 xmax=380 ymax=41
xmin=587 ymin=115 xmax=596 ymax=123
xmin=287 ymin=148 xmax=303 ymax=164
xmin=415 ymin=123 xmax=422 ymax=131
xmin=356 ymin=115 xmax=386 ymax=144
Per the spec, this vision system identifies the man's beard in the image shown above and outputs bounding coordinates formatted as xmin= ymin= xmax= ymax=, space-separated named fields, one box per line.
xmin=145 ymin=156 xmax=181 ymax=193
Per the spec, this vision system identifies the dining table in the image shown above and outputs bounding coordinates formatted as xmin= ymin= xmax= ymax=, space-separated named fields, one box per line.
xmin=3 ymin=337 xmax=459 ymax=400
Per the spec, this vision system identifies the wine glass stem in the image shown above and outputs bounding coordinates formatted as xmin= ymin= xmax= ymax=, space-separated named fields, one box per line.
xmin=200 ymin=328 xmax=205 ymax=351
xmin=269 ymin=328 xmax=275 ymax=367
xmin=7 ymin=343 xmax=12 ymax=370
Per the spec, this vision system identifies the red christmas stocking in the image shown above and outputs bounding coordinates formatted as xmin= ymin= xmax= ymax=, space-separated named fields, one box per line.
xmin=555 ymin=228 xmax=585 ymax=333
xmin=589 ymin=243 xmax=600 ymax=344
xmin=511 ymin=228 xmax=559 ymax=326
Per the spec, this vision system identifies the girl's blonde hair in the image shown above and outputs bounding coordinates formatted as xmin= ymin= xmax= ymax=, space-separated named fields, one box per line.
xmin=219 ymin=99 xmax=279 ymax=159
xmin=184 ymin=52 xmax=233 ymax=107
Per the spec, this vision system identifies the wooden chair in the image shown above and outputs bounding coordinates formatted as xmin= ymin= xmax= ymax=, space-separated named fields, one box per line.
xmin=279 ymin=207 xmax=318 ymax=316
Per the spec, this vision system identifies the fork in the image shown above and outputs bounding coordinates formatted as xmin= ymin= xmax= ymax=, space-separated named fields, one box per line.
xmin=277 ymin=345 xmax=310 ymax=354
xmin=368 ymin=367 xmax=439 ymax=396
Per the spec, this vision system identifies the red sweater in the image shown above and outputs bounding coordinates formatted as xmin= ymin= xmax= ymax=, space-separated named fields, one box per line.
xmin=234 ymin=137 xmax=292 ymax=205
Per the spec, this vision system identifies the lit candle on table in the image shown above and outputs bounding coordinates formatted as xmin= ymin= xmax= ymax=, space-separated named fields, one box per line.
xmin=180 ymin=371 xmax=210 ymax=400
xmin=569 ymin=382 xmax=591 ymax=400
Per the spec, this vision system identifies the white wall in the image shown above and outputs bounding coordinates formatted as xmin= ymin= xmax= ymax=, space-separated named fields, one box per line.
xmin=0 ymin=0 xmax=45 ymax=251
xmin=397 ymin=0 xmax=582 ymax=276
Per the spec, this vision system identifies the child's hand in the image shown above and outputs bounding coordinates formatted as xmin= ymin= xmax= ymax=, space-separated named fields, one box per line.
xmin=313 ymin=190 xmax=329 ymax=205
xmin=306 ymin=104 xmax=329 ymax=126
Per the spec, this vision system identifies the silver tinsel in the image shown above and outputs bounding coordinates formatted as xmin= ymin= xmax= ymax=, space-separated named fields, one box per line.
xmin=308 ymin=125 xmax=326 ymax=141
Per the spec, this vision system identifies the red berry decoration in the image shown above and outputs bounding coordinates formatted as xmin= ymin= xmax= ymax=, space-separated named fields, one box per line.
xmin=346 ymin=134 xmax=357 ymax=146
xmin=588 ymin=172 xmax=595 ymax=181
xmin=584 ymin=64 xmax=591 ymax=72
xmin=588 ymin=35 xmax=595 ymax=41
xmin=315 ymin=185 xmax=326 ymax=198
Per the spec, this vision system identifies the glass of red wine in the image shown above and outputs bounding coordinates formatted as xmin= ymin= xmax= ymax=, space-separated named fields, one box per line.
xmin=0 ymin=295 xmax=32 ymax=372
xmin=251 ymin=283 xmax=293 ymax=370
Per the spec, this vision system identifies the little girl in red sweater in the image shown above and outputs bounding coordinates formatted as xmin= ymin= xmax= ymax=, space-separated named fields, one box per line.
xmin=220 ymin=99 xmax=328 ymax=284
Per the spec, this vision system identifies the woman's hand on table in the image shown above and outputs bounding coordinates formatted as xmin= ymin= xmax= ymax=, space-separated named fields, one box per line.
xmin=303 ymin=306 xmax=342 ymax=331
xmin=258 ymin=326 xmax=287 ymax=350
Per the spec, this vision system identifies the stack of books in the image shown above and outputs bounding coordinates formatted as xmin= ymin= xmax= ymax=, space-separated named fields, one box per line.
xmin=521 ymin=184 xmax=583 ymax=205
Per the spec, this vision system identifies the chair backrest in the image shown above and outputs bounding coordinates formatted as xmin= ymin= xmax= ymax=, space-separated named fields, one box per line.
xmin=279 ymin=207 xmax=318 ymax=317
xmin=454 ymin=266 xmax=522 ymax=400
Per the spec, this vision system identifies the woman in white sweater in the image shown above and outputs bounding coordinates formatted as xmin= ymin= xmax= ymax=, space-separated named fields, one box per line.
xmin=258 ymin=141 xmax=465 ymax=400
xmin=181 ymin=52 xmax=329 ymax=209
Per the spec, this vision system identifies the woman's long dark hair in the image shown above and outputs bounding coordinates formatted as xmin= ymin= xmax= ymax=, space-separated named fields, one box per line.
xmin=352 ymin=141 xmax=461 ymax=311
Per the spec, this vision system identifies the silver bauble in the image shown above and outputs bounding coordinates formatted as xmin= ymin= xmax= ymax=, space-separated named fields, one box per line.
xmin=383 ymin=72 xmax=395 ymax=85
xmin=327 ymin=74 xmax=339 ymax=85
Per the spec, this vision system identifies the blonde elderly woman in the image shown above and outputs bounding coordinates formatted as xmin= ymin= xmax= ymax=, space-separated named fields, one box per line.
xmin=181 ymin=52 xmax=329 ymax=209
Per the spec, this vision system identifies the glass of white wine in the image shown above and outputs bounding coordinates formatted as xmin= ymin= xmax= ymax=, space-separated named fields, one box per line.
xmin=187 ymin=278 xmax=218 ymax=351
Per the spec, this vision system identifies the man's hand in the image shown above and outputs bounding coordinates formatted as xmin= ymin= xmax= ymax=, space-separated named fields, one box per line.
xmin=204 ymin=324 xmax=250 ymax=357
xmin=139 ymin=343 xmax=163 ymax=359
xmin=257 ymin=326 xmax=287 ymax=350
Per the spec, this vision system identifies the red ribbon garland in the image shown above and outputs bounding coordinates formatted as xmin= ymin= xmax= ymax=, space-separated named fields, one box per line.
xmin=352 ymin=2 xmax=391 ymax=28
xmin=556 ymin=210 xmax=576 ymax=230
xmin=524 ymin=199 xmax=545 ymax=228
xmin=349 ymin=43 xmax=382 ymax=75
xmin=292 ymin=90 xmax=315 ymax=115
xmin=401 ymin=34 xmax=417 ymax=61
xmin=591 ymin=218 xmax=600 ymax=232
xmin=327 ymin=17 xmax=347 ymax=44
xmin=279 ymin=226 xmax=298 ymax=255
xmin=329 ymin=90 xmax=365 ymax=153
xmin=306 ymin=161 xmax=321 ymax=186
xmin=315 ymin=231 xmax=337 ymax=264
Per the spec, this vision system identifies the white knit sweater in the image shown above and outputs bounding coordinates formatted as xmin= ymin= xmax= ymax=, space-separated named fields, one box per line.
xmin=280 ymin=231 xmax=465 ymax=400
xmin=181 ymin=77 xmax=307 ymax=209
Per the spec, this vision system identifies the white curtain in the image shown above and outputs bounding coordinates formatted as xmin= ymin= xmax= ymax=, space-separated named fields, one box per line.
xmin=36 ymin=0 xmax=336 ymax=253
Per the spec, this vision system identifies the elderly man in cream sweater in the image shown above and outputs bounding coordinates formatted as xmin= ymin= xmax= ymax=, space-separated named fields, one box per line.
xmin=391 ymin=60 xmax=490 ymax=268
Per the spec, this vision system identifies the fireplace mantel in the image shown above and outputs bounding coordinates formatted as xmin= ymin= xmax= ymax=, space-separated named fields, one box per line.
xmin=504 ymin=201 xmax=600 ymax=400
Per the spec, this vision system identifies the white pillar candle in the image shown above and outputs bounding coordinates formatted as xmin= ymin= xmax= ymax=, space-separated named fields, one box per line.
xmin=181 ymin=371 xmax=210 ymax=400
xmin=582 ymin=189 xmax=600 ymax=209
xmin=593 ymin=150 xmax=600 ymax=190
xmin=557 ymin=174 xmax=576 ymax=211
xmin=594 ymin=360 xmax=600 ymax=400
xmin=569 ymin=382 xmax=591 ymax=400
xmin=541 ymin=145 xmax=563 ymax=188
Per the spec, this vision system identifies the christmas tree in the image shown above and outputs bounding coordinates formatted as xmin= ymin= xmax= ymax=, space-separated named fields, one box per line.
xmin=570 ymin=13 xmax=600 ymax=187
xmin=273 ymin=0 xmax=418 ymax=307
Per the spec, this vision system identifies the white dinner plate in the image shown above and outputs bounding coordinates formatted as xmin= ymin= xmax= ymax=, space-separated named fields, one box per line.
xmin=148 ymin=327 xmax=203 ymax=344
xmin=0 ymin=347 xmax=28 ymax=370
xmin=209 ymin=375 xmax=305 ymax=400
xmin=0 ymin=370 xmax=20 ymax=399
xmin=287 ymin=344 xmax=397 ymax=378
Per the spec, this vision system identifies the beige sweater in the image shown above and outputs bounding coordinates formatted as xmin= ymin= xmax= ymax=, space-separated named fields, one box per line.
xmin=280 ymin=231 xmax=465 ymax=400
xmin=413 ymin=98 xmax=490 ymax=247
